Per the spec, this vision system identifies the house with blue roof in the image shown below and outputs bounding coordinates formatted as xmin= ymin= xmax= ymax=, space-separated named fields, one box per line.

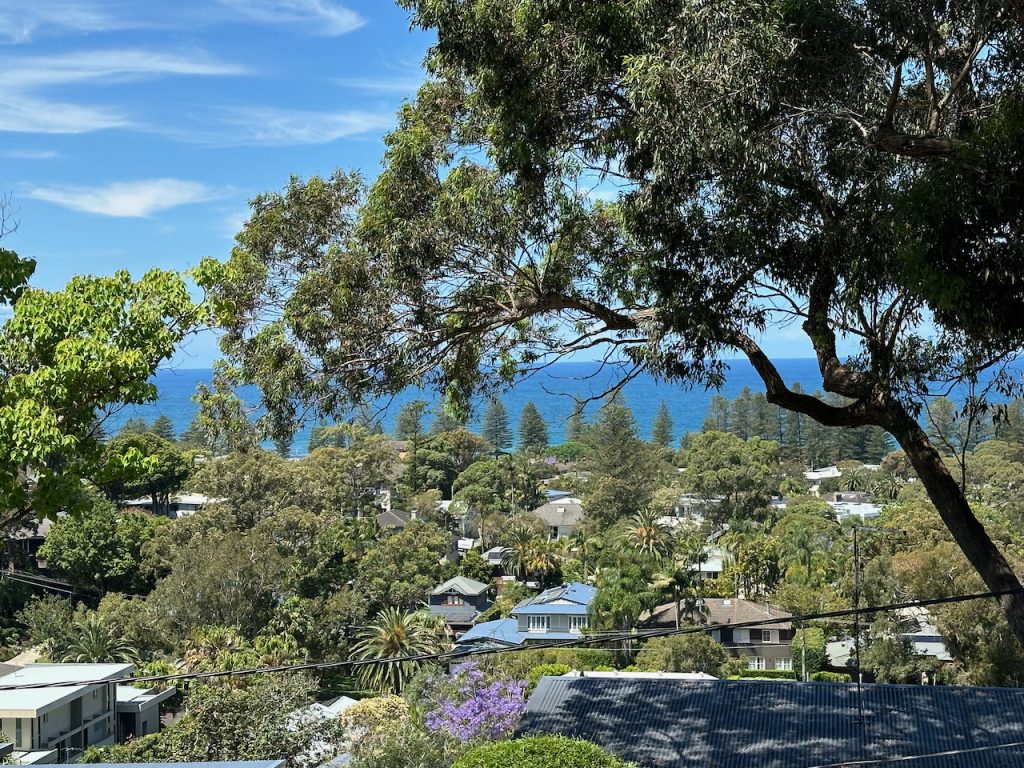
xmin=456 ymin=582 xmax=597 ymax=649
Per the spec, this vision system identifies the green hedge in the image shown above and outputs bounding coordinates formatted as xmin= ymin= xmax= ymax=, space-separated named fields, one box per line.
xmin=731 ymin=669 xmax=798 ymax=680
xmin=810 ymin=671 xmax=852 ymax=682
xmin=453 ymin=736 xmax=633 ymax=768
xmin=527 ymin=664 xmax=573 ymax=690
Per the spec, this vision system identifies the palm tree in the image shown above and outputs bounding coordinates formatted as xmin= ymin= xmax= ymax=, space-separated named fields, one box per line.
xmin=527 ymin=539 xmax=562 ymax=587
xmin=501 ymin=525 xmax=537 ymax=581
xmin=350 ymin=608 xmax=448 ymax=694
xmin=626 ymin=509 xmax=671 ymax=561
xmin=841 ymin=468 xmax=867 ymax=492
xmin=59 ymin=614 xmax=137 ymax=664
xmin=871 ymin=473 xmax=903 ymax=501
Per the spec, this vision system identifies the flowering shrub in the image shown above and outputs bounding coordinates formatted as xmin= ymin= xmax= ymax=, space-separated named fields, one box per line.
xmin=420 ymin=662 xmax=528 ymax=744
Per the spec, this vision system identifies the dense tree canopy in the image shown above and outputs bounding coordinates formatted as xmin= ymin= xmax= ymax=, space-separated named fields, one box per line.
xmin=1 ymin=257 xmax=201 ymax=523
xmin=208 ymin=2 xmax=1024 ymax=641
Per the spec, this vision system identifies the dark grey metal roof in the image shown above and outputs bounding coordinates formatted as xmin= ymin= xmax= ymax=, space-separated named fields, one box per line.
xmin=517 ymin=677 xmax=1024 ymax=767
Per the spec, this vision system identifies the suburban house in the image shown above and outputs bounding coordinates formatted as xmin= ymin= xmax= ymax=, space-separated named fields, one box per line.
xmin=828 ymin=607 xmax=953 ymax=678
xmin=456 ymin=582 xmax=597 ymax=649
xmin=121 ymin=492 xmax=224 ymax=519
xmin=0 ymin=663 xmax=174 ymax=764
xmin=517 ymin=676 xmax=1024 ymax=767
xmin=375 ymin=509 xmax=413 ymax=530
xmin=804 ymin=465 xmax=842 ymax=482
xmin=5 ymin=517 xmax=57 ymax=570
xmin=642 ymin=598 xmax=795 ymax=672
xmin=527 ymin=498 xmax=585 ymax=540
xmin=427 ymin=576 xmax=493 ymax=635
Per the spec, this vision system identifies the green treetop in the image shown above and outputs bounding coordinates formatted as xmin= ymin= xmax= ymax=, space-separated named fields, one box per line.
xmin=518 ymin=401 xmax=549 ymax=453
xmin=207 ymin=2 xmax=1024 ymax=643
xmin=651 ymin=401 xmax=673 ymax=447
xmin=481 ymin=399 xmax=512 ymax=451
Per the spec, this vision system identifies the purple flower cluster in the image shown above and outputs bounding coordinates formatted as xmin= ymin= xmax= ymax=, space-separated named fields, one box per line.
xmin=421 ymin=662 xmax=528 ymax=744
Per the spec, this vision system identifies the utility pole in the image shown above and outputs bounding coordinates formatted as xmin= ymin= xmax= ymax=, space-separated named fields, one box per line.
xmin=851 ymin=524 xmax=904 ymax=726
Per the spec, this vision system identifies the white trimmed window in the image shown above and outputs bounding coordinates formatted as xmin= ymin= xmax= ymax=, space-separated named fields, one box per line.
xmin=748 ymin=656 xmax=766 ymax=670
xmin=776 ymin=658 xmax=793 ymax=671
xmin=528 ymin=615 xmax=550 ymax=632
xmin=568 ymin=615 xmax=588 ymax=632
xmin=762 ymin=629 xmax=775 ymax=643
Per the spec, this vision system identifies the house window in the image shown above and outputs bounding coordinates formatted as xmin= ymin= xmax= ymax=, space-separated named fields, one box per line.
xmin=568 ymin=616 xmax=588 ymax=632
xmin=762 ymin=630 xmax=774 ymax=643
xmin=747 ymin=656 xmax=766 ymax=670
xmin=15 ymin=719 xmax=22 ymax=747
xmin=527 ymin=615 xmax=550 ymax=632
xmin=443 ymin=594 xmax=464 ymax=606
xmin=776 ymin=658 xmax=793 ymax=671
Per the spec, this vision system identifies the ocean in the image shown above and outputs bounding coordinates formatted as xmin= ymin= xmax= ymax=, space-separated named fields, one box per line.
xmin=106 ymin=359 xmax=826 ymax=456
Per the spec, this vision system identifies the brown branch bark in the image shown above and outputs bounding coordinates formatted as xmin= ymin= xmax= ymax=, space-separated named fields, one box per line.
xmin=885 ymin=405 xmax=1024 ymax=647
xmin=871 ymin=124 xmax=957 ymax=157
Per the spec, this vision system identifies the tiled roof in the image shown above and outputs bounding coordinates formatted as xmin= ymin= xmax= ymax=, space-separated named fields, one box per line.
xmin=528 ymin=499 xmax=585 ymax=527
xmin=375 ymin=509 xmax=411 ymax=528
xmin=518 ymin=677 xmax=1024 ymax=767
xmin=643 ymin=598 xmax=793 ymax=630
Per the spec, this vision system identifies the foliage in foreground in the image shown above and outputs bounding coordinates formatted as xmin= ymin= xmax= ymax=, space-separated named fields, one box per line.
xmin=453 ymin=736 xmax=634 ymax=768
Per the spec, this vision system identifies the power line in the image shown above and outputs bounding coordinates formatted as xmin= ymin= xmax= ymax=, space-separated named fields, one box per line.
xmin=0 ymin=572 xmax=76 ymax=596
xmin=0 ymin=585 xmax=1020 ymax=692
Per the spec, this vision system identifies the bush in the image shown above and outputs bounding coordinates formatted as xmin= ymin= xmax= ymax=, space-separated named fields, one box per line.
xmin=634 ymin=634 xmax=729 ymax=676
xmin=792 ymin=627 xmax=828 ymax=674
xmin=527 ymin=664 xmax=572 ymax=690
xmin=810 ymin=671 xmax=852 ymax=682
xmin=453 ymin=736 xmax=632 ymax=768
xmin=730 ymin=669 xmax=798 ymax=680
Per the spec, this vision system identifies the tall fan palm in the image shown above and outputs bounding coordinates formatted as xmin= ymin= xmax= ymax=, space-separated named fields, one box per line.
xmin=626 ymin=509 xmax=671 ymax=561
xmin=501 ymin=525 xmax=537 ymax=581
xmin=350 ymin=608 xmax=448 ymax=694
xmin=59 ymin=614 xmax=138 ymax=664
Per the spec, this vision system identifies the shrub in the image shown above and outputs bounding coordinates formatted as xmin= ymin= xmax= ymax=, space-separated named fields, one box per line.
xmin=792 ymin=627 xmax=828 ymax=674
xmin=453 ymin=736 xmax=633 ymax=768
xmin=730 ymin=669 xmax=798 ymax=680
xmin=810 ymin=671 xmax=852 ymax=682
xmin=419 ymin=662 xmax=528 ymax=744
xmin=527 ymin=664 xmax=572 ymax=690
xmin=634 ymin=634 xmax=729 ymax=676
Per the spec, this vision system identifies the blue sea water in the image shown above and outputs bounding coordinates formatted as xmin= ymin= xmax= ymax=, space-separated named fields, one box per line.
xmin=106 ymin=359 xmax=826 ymax=456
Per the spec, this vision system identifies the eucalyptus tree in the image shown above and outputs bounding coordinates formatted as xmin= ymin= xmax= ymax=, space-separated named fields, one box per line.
xmin=208 ymin=3 xmax=1024 ymax=642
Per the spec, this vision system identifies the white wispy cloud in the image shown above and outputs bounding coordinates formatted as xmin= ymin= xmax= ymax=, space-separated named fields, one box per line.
xmin=336 ymin=76 xmax=424 ymax=95
xmin=2 ymin=149 xmax=60 ymax=160
xmin=26 ymin=178 xmax=227 ymax=217
xmin=0 ymin=48 xmax=245 ymax=134
xmin=0 ymin=1 xmax=138 ymax=44
xmin=209 ymin=107 xmax=394 ymax=145
xmin=217 ymin=0 xmax=365 ymax=36
xmin=0 ymin=1 xmax=365 ymax=43
xmin=3 ymin=48 xmax=246 ymax=89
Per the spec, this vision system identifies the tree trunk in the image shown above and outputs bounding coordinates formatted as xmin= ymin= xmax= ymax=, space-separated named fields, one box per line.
xmin=888 ymin=407 xmax=1024 ymax=646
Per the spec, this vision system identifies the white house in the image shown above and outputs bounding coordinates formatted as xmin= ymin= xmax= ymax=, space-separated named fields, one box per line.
xmin=527 ymin=498 xmax=585 ymax=540
xmin=121 ymin=492 xmax=224 ymax=519
xmin=0 ymin=663 xmax=174 ymax=764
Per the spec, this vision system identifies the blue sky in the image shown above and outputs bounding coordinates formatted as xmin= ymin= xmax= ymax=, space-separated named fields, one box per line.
xmin=1 ymin=0 xmax=823 ymax=366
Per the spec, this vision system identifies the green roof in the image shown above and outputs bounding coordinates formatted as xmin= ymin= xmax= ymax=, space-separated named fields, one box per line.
xmin=432 ymin=576 xmax=490 ymax=596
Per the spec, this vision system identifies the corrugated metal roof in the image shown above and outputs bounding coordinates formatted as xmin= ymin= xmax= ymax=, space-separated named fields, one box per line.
xmin=517 ymin=677 xmax=1024 ymax=767
xmin=432 ymin=576 xmax=490 ymax=596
